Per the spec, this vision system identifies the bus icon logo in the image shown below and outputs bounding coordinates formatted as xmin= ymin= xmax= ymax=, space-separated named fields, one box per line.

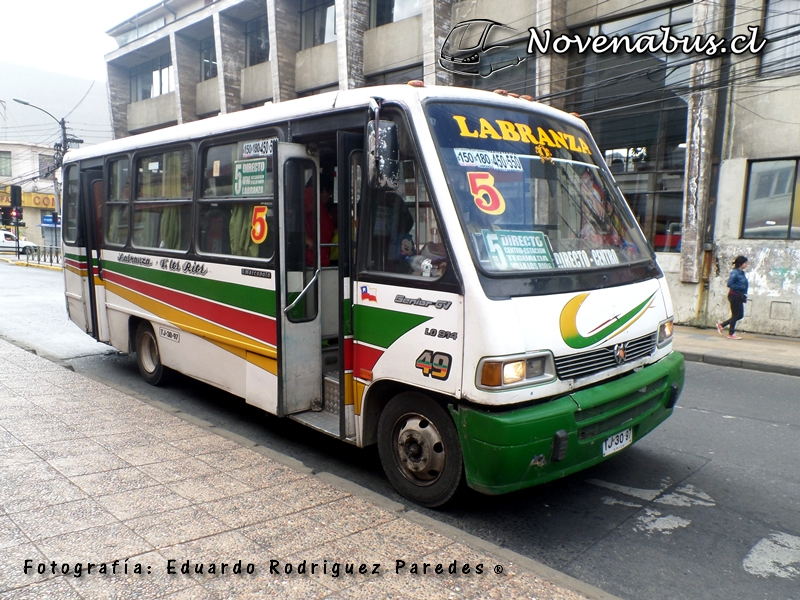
xmin=439 ymin=19 xmax=526 ymax=78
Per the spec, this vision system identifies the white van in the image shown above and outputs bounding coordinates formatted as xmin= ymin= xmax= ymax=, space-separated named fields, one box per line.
xmin=0 ymin=230 xmax=37 ymax=254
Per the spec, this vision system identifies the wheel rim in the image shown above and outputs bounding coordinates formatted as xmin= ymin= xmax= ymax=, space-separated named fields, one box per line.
xmin=393 ymin=413 xmax=446 ymax=486
xmin=140 ymin=332 xmax=159 ymax=374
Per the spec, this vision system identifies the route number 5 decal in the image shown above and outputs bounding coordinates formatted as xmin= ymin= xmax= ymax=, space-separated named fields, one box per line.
xmin=467 ymin=172 xmax=506 ymax=215
xmin=251 ymin=205 xmax=268 ymax=244
xmin=415 ymin=350 xmax=452 ymax=380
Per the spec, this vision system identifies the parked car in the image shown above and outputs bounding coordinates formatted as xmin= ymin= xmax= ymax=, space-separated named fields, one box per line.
xmin=0 ymin=230 xmax=37 ymax=255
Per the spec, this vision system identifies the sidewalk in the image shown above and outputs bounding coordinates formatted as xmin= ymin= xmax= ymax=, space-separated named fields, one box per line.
xmin=673 ymin=324 xmax=800 ymax=377
xmin=2 ymin=319 xmax=797 ymax=600
xmin=0 ymin=338 xmax=612 ymax=600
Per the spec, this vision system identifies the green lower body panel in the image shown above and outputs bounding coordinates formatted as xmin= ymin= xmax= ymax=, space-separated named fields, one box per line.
xmin=452 ymin=352 xmax=685 ymax=495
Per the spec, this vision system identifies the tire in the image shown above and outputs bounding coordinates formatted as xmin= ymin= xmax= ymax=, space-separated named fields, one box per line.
xmin=377 ymin=392 xmax=464 ymax=508
xmin=135 ymin=322 xmax=169 ymax=386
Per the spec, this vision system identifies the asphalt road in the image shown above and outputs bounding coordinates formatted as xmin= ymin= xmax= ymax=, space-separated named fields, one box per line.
xmin=3 ymin=261 xmax=799 ymax=600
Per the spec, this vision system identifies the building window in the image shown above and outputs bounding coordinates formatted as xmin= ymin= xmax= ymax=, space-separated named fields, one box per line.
xmin=364 ymin=65 xmax=423 ymax=86
xmin=245 ymin=16 xmax=270 ymax=67
xmin=200 ymin=37 xmax=217 ymax=80
xmin=130 ymin=53 xmax=175 ymax=102
xmin=742 ymin=160 xmax=800 ymax=239
xmin=761 ymin=0 xmax=800 ymax=75
xmin=566 ymin=4 xmax=692 ymax=253
xmin=369 ymin=0 xmax=422 ymax=28
xmin=300 ymin=0 xmax=336 ymax=49
xmin=0 ymin=151 xmax=11 ymax=177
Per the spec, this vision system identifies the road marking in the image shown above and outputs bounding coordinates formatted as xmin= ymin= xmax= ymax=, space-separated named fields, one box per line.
xmin=634 ymin=508 xmax=691 ymax=535
xmin=601 ymin=496 xmax=642 ymax=508
xmin=655 ymin=484 xmax=716 ymax=507
xmin=589 ymin=479 xmax=715 ymax=535
xmin=586 ymin=479 xmax=663 ymax=501
xmin=743 ymin=532 xmax=800 ymax=579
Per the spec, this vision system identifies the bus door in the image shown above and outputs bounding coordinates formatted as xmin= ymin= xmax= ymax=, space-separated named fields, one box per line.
xmin=336 ymin=132 xmax=363 ymax=439
xmin=276 ymin=143 xmax=322 ymax=416
xmin=83 ymin=168 xmax=111 ymax=342
xmin=63 ymin=165 xmax=103 ymax=339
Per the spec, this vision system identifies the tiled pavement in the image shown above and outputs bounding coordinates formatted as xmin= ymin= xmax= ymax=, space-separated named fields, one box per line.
xmin=0 ymin=339 xmax=611 ymax=600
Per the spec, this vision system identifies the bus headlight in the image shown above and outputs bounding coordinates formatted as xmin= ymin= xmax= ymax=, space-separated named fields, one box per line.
xmin=657 ymin=318 xmax=674 ymax=347
xmin=478 ymin=352 xmax=556 ymax=389
xmin=503 ymin=361 xmax=526 ymax=384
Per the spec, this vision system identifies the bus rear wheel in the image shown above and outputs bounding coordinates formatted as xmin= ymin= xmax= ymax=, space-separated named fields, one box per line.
xmin=377 ymin=392 xmax=464 ymax=508
xmin=135 ymin=322 xmax=169 ymax=386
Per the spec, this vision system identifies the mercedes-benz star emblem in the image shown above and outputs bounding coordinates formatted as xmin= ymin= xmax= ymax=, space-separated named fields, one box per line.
xmin=613 ymin=343 xmax=628 ymax=365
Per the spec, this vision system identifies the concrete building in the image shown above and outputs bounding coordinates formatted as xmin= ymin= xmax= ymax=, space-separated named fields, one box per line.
xmin=0 ymin=142 xmax=59 ymax=247
xmin=103 ymin=0 xmax=800 ymax=336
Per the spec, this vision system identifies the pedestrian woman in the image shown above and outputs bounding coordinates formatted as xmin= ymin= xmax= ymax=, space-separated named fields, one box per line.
xmin=717 ymin=255 xmax=749 ymax=340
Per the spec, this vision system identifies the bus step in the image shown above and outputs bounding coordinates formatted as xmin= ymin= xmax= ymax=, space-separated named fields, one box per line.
xmin=323 ymin=374 xmax=339 ymax=415
xmin=289 ymin=410 xmax=339 ymax=437
xmin=322 ymin=345 xmax=339 ymax=373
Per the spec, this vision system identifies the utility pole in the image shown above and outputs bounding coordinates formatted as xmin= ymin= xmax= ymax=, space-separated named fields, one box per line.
xmin=12 ymin=98 xmax=78 ymax=216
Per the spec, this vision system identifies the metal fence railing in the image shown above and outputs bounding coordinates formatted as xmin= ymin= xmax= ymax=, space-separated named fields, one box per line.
xmin=24 ymin=245 xmax=62 ymax=267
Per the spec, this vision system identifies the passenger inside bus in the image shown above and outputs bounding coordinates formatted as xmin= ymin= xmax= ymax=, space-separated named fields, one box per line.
xmin=369 ymin=191 xmax=414 ymax=273
xmin=305 ymin=174 xmax=335 ymax=266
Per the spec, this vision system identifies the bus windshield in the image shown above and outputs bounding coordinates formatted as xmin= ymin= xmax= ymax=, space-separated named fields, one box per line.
xmin=425 ymin=102 xmax=651 ymax=274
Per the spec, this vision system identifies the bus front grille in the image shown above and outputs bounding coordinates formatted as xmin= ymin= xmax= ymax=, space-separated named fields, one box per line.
xmin=554 ymin=332 xmax=657 ymax=381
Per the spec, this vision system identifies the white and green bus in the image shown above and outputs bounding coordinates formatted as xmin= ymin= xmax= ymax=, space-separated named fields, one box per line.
xmin=62 ymin=83 xmax=684 ymax=507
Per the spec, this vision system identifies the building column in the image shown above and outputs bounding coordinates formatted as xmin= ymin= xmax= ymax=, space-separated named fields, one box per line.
xmin=268 ymin=0 xmax=300 ymax=102
xmin=337 ymin=0 xmax=368 ymax=90
xmin=423 ymin=0 xmax=453 ymax=86
xmin=534 ymin=0 xmax=567 ymax=109
xmin=216 ymin=11 xmax=246 ymax=113
xmin=106 ymin=63 xmax=131 ymax=139
xmin=680 ymin=0 xmax=724 ymax=284
xmin=173 ymin=32 xmax=200 ymax=124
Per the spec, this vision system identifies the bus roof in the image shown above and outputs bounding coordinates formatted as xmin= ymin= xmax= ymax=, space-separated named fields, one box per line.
xmin=64 ymin=85 xmax=585 ymax=163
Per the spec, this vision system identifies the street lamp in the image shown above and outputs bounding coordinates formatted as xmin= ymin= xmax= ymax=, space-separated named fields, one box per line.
xmin=12 ymin=98 xmax=72 ymax=225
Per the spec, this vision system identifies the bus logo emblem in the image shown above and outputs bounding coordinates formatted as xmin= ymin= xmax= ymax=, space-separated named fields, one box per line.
xmin=613 ymin=343 xmax=627 ymax=365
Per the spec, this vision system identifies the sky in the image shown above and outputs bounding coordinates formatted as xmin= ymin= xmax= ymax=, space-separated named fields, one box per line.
xmin=3 ymin=0 xmax=162 ymax=81
xmin=1 ymin=1 xmax=162 ymax=146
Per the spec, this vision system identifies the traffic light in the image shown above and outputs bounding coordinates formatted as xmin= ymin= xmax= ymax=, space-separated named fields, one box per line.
xmin=10 ymin=185 xmax=22 ymax=208
xmin=10 ymin=208 xmax=18 ymax=220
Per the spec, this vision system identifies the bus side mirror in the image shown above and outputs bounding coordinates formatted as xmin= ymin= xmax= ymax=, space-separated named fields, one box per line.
xmin=367 ymin=120 xmax=399 ymax=191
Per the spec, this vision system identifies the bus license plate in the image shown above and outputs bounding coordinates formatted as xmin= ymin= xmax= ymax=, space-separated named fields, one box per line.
xmin=602 ymin=428 xmax=633 ymax=456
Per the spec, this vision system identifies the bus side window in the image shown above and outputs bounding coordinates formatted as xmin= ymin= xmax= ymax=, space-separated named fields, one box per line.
xmin=132 ymin=148 xmax=193 ymax=252
xmin=360 ymin=116 xmax=447 ymax=279
xmin=105 ymin=158 xmax=130 ymax=246
xmin=198 ymin=139 xmax=276 ymax=261
xmin=63 ymin=165 xmax=81 ymax=245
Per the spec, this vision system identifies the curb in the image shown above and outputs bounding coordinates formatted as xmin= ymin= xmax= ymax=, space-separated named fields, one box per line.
xmin=681 ymin=351 xmax=800 ymax=378
xmin=0 ymin=255 xmax=62 ymax=270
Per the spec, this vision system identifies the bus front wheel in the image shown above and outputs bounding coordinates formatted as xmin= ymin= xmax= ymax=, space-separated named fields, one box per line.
xmin=135 ymin=322 xmax=169 ymax=386
xmin=377 ymin=392 xmax=464 ymax=508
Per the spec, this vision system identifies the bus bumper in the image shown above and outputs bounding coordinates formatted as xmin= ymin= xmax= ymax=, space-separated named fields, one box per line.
xmin=452 ymin=351 xmax=685 ymax=496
